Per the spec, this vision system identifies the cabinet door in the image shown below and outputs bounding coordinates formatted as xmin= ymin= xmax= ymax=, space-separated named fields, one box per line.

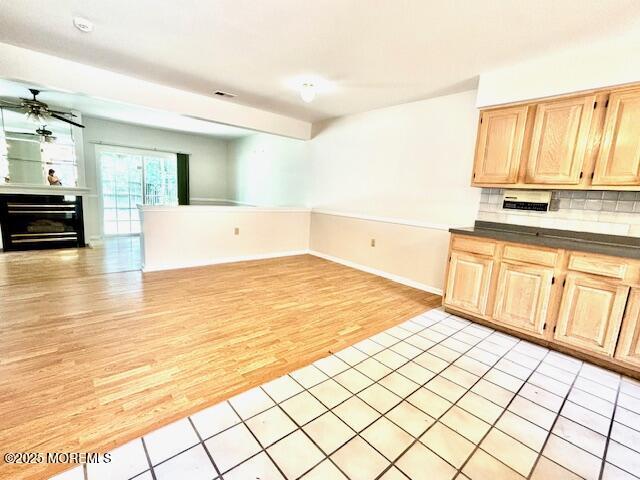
xmin=473 ymin=106 xmax=528 ymax=184
xmin=615 ymin=289 xmax=640 ymax=367
xmin=444 ymin=251 xmax=493 ymax=315
xmin=593 ymin=89 xmax=640 ymax=185
xmin=493 ymin=261 xmax=554 ymax=338
xmin=526 ymin=95 xmax=595 ymax=184
xmin=554 ymin=273 xmax=628 ymax=356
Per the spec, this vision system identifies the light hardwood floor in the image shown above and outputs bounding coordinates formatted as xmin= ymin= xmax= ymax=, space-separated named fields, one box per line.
xmin=0 ymin=236 xmax=140 ymax=286
xmin=0 ymin=243 xmax=440 ymax=480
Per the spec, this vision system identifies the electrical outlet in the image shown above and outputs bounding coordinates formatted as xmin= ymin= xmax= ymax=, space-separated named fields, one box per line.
xmin=234 ymin=227 xmax=240 ymax=235
xmin=370 ymin=238 xmax=375 ymax=247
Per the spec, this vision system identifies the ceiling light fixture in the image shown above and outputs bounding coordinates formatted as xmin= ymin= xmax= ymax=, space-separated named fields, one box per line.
xmin=300 ymin=83 xmax=316 ymax=103
xmin=26 ymin=111 xmax=48 ymax=125
xmin=73 ymin=17 xmax=94 ymax=33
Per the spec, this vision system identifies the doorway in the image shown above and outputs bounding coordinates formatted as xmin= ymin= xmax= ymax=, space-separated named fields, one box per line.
xmin=97 ymin=145 xmax=178 ymax=235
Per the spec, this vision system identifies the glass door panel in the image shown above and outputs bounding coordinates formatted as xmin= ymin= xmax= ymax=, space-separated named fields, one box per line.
xmin=99 ymin=146 xmax=177 ymax=236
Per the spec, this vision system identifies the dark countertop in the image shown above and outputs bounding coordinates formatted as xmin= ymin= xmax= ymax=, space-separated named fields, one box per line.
xmin=450 ymin=221 xmax=640 ymax=260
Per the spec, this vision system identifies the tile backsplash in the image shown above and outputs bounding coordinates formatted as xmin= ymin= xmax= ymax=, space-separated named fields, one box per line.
xmin=477 ymin=189 xmax=640 ymax=237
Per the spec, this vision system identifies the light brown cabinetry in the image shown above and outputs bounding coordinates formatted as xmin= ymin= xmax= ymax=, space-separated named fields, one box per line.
xmin=525 ymin=95 xmax=595 ymax=184
xmin=444 ymin=251 xmax=493 ymax=316
xmin=472 ymin=83 xmax=640 ymax=190
xmin=473 ymin=106 xmax=528 ymax=184
xmin=554 ymin=273 xmax=628 ymax=357
xmin=444 ymin=233 xmax=640 ymax=377
xmin=493 ymin=261 xmax=554 ymax=338
xmin=592 ymin=88 xmax=640 ymax=186
xmin=615 ymin=289 xmax=640 ymax=367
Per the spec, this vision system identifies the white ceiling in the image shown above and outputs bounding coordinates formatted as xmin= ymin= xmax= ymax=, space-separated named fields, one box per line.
xmin=0 ymin=79 xmax=252 ymax=138
xmin=1 ymin=1 xmax=639 ymax=122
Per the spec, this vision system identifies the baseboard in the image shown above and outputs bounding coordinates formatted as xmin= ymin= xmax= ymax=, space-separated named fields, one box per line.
xmin=141 ymin=249 xmax=310 ymax=272
xmin=309 ymin=250 xmax=443 ymax=296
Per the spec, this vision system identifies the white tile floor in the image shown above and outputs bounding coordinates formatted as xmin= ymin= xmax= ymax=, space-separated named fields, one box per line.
xmin=51 ymin=308 xmax=640 ymax=480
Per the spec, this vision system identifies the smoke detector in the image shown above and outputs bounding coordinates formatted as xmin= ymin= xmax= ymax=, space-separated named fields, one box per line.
xmin=73 ymin=17 xmax=94 ymax=33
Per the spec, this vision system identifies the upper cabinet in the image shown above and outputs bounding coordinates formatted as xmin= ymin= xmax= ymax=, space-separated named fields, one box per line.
xmin=473 ymin=106 xmax=528 ymax=184
xmin=525 ymin=95 xmax=595 ymax=185
xmin=592 ymin=88 xmax=640 ymax=186
xmin=471 ymin=83 xmax=640 ymax=190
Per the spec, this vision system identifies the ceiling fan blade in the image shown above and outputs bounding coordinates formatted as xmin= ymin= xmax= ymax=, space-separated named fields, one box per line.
xmin=0 ymin=99 xmax=23 ymax=108
xmin=50 ymin=112 xmax=85 ymax=129
xmin=48 ymin=109 xmax=77 ymax=117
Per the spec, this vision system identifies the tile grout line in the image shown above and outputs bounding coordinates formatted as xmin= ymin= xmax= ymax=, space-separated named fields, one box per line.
xmin=258 ymin=378 xmax=355 ymax=479
xmin=334 ymin=317 xmax=484 ymax=476
xmin=525 ymin=361 xmax=585 ymax=480
xmin=274 ymin=313 xmax=474 ymax=478
xmin=139 ymin=437 xmax=158 ymax=480
xmin=598 ymin=375 xmax=623 ymax=480
xmin=223 ymin=400 xmax=292 ymax=479
xmin=187 ymin=416 xmax=223 ymax=479
xmin=372 ymin=325 xmax=534 ymax=478
xmin=258 ymin=313 xmax=479 ymax=478
xmin=456 ymin=348 xmax=553 ymax=479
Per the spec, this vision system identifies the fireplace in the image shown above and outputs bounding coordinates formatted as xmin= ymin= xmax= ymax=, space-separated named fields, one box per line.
xmin=0 ymin=194 xmax=85 ymax=251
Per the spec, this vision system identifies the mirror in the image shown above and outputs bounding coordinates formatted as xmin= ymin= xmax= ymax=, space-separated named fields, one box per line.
xmin=0 ymin=107 xmax=79 ymax=186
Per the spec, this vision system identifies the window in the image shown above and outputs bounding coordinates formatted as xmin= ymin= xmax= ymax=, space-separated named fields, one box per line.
xmin=97 ymin=146 xmax=178 ymax=235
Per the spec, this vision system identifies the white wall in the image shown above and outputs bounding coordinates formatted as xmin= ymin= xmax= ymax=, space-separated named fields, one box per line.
xmin=310 ymin=89 xmax=480 ymax=226
xmin=307 ymin=89 xmax=480 ymax=292
xmin=82 ymin=116 xmax=229 ymax=241
xmin=227 ymin=134 xmax=310 ymax=207
xmin=477 ymin=28 xmax=640 ymax=107
xmin=140 ymin=206 xmax=310 ymax=271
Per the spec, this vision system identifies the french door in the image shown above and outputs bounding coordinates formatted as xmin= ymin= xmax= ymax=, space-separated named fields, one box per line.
xmin=98 ymin=146 xmax=178 ymax=235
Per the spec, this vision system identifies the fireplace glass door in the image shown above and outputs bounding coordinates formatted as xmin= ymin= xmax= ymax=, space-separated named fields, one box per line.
xmin=98 ymin=146 xmax=178 ymax=235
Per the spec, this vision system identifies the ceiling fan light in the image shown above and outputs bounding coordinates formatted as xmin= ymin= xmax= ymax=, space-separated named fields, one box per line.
xmin=26 ymin=111 xmax=47 ymax=125
xmin=300 ymin=83 xmax=316 ymax=103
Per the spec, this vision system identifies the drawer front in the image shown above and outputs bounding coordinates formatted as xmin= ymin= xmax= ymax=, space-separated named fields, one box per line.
xmin=503 ymin=244 xmax=558 ymax=267
xmin=568 ymin=253 xmax=628 ymax=279
xmin=451 ymin=235 xmax=496 ymax=257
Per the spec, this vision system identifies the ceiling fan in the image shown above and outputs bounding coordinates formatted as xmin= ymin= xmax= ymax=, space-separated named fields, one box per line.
xmin=35 ymin=125 xmax=56 ymax=143
xmin=0 ymin=88 xmax=85 ymax=129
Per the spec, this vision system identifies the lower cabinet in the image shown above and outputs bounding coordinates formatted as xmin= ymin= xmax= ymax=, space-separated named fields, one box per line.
xmin=444 ymin=233 xmax=640 ymax=376
xmin=444 ymin=251 xmax=493 ymax=316
xmin=492 ymin=261 xmax=554 ymax=338
xmin=615 ymin=289 xmax=640 ymax=367
xmin=554 ymin=273 xmax=629 ymax=357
